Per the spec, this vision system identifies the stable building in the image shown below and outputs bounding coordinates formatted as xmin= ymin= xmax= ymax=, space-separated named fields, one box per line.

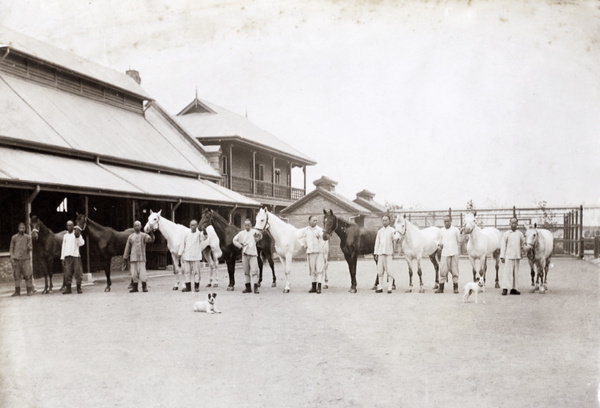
xmin=279 ymin=176 xmax=388 ymax=260
xmin=0 ymin=28 xmax=260 ymax=278
xmin=175 ymin=96 xmax=316 ymax=222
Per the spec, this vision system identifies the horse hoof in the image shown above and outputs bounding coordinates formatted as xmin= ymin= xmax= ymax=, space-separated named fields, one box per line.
xmin=172 ymin=286 xmax=179 ymax=291
xmin=495 ymin=283 xmax=500 ymax=289
xmin=42 ymin=289 xmax=48 ymax=294
xmin=323 ymin=285 xmax=328 ymax=289
xmin=419 ymin=288 xmax=425 ymax=293
xmin=227 ymin=286 xmax=234 ymax=291
xmin=392 ymin=284 xmax=397 ymax=290
xmin=433 ymin=284 xmax=439 ymax=290
xmin=48 ymin=289 xmax=53 ymax=294
xmin=271 ymin=282 xmax=276 ymax=287
xmin=405 ymin=288 xmax=412 ymax=293
xmin=371 ymin=285 xmax=377 ymax=290
xmin=257 ymin=283 xmax=261 ymax=288
xmin=283 ymin=289 xmax=290 ymax=293
xmin=348 ymin=287 xmax=357 ymax=293
xmin=104 ymin=286 xmax=111 ymax=292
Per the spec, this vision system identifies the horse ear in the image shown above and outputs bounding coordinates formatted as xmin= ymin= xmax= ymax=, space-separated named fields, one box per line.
xmin=473 ymin=211 xmax=477 ymax=217
xmin=329 ymin=209 xmax=333 ymax=215
xmin=323 ymin=209 xmax=327 ymax=215
xmin=157 ymin=210 xmax=162 ymax=216
xmin=149 ymin=209 xmax=153 ymax=214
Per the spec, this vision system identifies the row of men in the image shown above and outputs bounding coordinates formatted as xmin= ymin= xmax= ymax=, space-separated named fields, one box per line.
xmin=8 ymin=213 xmax=524 ymax=296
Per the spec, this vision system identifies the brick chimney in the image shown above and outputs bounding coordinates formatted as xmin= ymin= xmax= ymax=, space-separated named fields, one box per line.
xmin=126 ymin=69 xmax=141 ymax=85
xmin=313 ymin=176 xmax=338 ymax=192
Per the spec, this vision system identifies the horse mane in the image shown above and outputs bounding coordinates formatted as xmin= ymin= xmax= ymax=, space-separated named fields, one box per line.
xmin=209 ymin=210 xmax=233 ymax=229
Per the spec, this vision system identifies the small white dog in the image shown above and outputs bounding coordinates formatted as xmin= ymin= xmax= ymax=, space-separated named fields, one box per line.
xmin=193 ymin=293 xmax=221 ymax=314
xmin=463 ymin=276 xmax=486 ymax=304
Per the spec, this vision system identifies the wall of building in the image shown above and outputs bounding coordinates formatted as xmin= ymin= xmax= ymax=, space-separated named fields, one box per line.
xmin=280 ymin=194 xmax=365 ymax=260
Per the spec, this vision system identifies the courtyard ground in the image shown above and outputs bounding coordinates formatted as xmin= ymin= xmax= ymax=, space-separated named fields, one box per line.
xmin=1 ymin=257 xmax=599 ymax=407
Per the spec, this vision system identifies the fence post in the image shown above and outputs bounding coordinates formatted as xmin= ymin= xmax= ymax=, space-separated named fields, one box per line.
xmin=579 ymin=205 xmax=584 ymax=259
xmin=594 ymin=236 xmax=599 ymax=259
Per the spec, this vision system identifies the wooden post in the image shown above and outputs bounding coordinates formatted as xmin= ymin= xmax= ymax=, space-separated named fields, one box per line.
xmin=594 ymin=236 xmax=599 ymax=259
xmin=303 ymin=165 xmax=306 ymax=196
xmin=272 ymin=156 xmax=276 ymax=198
xmin=512 ymin=206 xmax=516 ymax=218
xmin=574 ymin=210 xmax=579 ymax=256
xmin=494 ymin=214 xmax=497 ymax=228
xmin=252 ymin=151 xmax=256 ymax=196
xmin=229 ymin=144 xmax=233 ymax=192
xmin=85 ymin=195 xmax=91 ymax=274
xmin=289 ymin=161 xmax=293 ymax=199
xmin=579 ymin=205 xmax=584 ymax=259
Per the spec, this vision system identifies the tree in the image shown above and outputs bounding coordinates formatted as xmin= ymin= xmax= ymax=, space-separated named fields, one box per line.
xmin=536 ymin=200 xmax=558 ymax=231
xmin=466 ymin=199 xmax=475 ymax=212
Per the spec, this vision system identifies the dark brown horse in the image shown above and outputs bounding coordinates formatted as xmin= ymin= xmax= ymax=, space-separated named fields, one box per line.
xmin=30 ymin=216 xmax=65 ymax=294
xmin=198 ymin=208 xmax=276 ymax=289
xmin=76 ymin=213 xmax=134 ymax=292
xmin=322 ymin=209 xmax=384 ymax=293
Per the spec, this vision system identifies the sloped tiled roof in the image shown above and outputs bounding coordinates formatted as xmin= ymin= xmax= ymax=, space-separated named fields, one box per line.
xmin=353 ymin=197 xmax=388 ymax=213
xmin=280 ymin=187 xmax=371 ymax=215
xmin=0 ymin=27 xmax=151 ymax=99
xmin=175 ymin=98 xmax=316 ymax=165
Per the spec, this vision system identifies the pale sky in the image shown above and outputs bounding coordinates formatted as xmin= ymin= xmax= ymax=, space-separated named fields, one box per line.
xmin=2 ymin=0 xmax=599 ymax=209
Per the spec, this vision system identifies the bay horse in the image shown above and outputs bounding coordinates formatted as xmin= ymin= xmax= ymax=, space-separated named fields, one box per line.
xmin=254 ymin=208 xmax=316 ymax=293
xmin=392 ymin=215 xmax=441 ymax=293
xmin=198 ymin=208 xmax=277 ymax=289
xmin=461 ymin=212 xmax=502 ymax=288
xmin=524 ymin=224 xmax=554 ymax=294
xmin=30 ymin=216 xmax=65 ymax=294
xmin=144 ymin=210 xmax=220 ymax=290
xmin=322 ymin=209 xmax=378 ymax=293
xmin=75 ymin=213 xmax=133 ymax=292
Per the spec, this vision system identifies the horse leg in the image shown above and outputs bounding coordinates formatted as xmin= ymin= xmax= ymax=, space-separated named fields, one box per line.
xmin=268 ymin=256 xmax=276 ymax=287
xmin=492 ymin=249 xmax=500 ymax=288
xmin=172 ymin=254 xmax=182 ymax=290
xmin=372 ymin=256 xmax=379 ymax=290
xmin=417 ymin=263 xmax=425 ymax=293
xmin=430 ymin=253 xmax=440 ymax=290
xmin=282 ymin=254 xmax=291 ymax=293
xmin=543 ymin=257 xmax=551 ymax=291
xmin=257 ymin=251 xmax=264 ymax=287
xmin=481 ymin=256 xmax=488 ymax=283
xmin=322 ymin=258 xmax=328 ymax=289
xmin=348 ymin=253 xmax=358 ymax=293
xmin=226 ymin=255 xmax=236 ymax=290
xmin=405 ymin=259 xmax=413 ymax=293
xmin=529 ymin=261 xmax=538 ymax=292
xmin=539 ymin=260 xmax=547 ymax=294
xmin=104 ymin=258 xmax=112 ymax=292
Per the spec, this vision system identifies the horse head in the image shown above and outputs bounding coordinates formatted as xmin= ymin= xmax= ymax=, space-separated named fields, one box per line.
xmin=461 ymin=212 xmax=480 ymax=234
xmin=30 ymin=215 xmax=42 ymax=241
xmin=254 ymin=208 xmax=269 ymax=232
xmin=144 ymin=210 xmax=162 ymax=233
xmin=198 ymin=208 xmax=213 ymax=230
xmin=393 ymin=214 xmax=407 ymax=242
xmin=322 ymin=209 xmax=337 ymax=241
xmin=75 ymin=212 xmax=88 ymax=231
xmin=524 ymin=223 xmax=538 ymax=258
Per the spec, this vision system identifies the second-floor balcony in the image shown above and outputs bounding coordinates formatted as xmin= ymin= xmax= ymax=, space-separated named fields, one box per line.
xmin=222 ymin=175 xmax=305 ymax=201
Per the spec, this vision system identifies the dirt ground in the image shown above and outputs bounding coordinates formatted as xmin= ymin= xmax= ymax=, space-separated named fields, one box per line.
xmin=1 ymin=257 xmax=599 ymax=408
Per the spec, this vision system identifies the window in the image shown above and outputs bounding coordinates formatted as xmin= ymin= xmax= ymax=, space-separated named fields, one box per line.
xmin=221 ymin=156 xmax=228 ymax=175
xmin=274 ymin=168 xmax=281 ymax=184
xmin=56 ymin=197 xmax=68 ymax=212
xmin=255 ymin=164 xmax=265 ymax=181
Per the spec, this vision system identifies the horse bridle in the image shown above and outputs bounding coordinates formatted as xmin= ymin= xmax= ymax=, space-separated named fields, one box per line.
xmin=148 ymin=215 xmax=160 ymax=231
xmin=324 ymin=214 xmax=338 ymax=236
xmin=254 ymin=211 xmax=270 ymax=232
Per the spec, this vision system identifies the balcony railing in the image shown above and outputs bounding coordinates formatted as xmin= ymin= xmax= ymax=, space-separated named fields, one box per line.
xmin=221 ymin=176 xmax=304 ymax=201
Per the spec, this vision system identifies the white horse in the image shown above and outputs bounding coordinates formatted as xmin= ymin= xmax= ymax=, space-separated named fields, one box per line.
xmin=201 ymin=225 xmax=223 ymax=287
xmin=461 ymin=212 xmax=502 ymax=287
xmin=254 ymin=208 xmax=329 ymax=293
xmin=143 ymin=210 xmax=221 ymax=290
xmin=393 ymin=215 xmax=441 ymax=293
xmin=524 ymin=224 xmax=554 ymax=294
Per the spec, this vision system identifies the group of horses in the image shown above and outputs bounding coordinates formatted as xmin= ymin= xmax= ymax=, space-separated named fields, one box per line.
xmin=26 ymin=207 xmax=554 ymax=296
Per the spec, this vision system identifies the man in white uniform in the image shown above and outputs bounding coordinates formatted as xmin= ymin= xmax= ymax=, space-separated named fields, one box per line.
xmin=61 ymin=220 xmax=85 ymax=295
xmin=233 ymin=219 xmax=262 ymax=294
xmin=374 ymin=215 xmax=396 ymax=294
xmin=436 ymin=216 xmax=461 ymax=294
xmin=500 ymin=217 xmax=525 ymax=296
xmin=178 ymin=220 xmax=205 ymax=293
xmin=303 ymin=215 xmax=327 ymax=294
